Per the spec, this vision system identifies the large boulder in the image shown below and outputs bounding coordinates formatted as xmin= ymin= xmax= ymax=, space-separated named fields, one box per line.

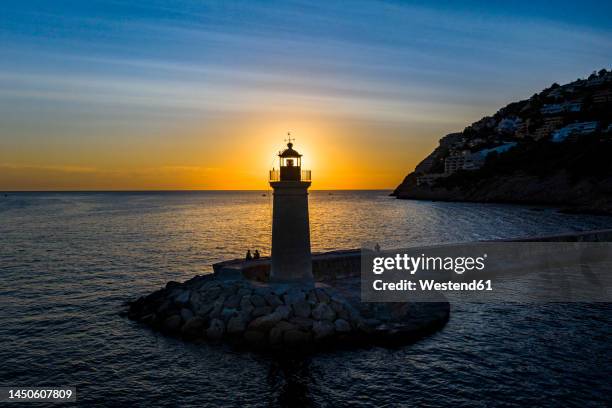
xmin=224 ymin=294 xmax=242 ymax=308
xmin=313 ymin=320 xmax=335 ymax=340
xmin=265 ymin=293 xmax=283 ymax=307
xmin=181 ymin=316 xmax=206 ymax=338
xmin=274 ymin=305 xmax=291 ymax=320
xmin=165 ymin=281 xmax=182 ymax=291
xmin=314 ymin=288 xmax=330 ymax=304
xmin=202 ymin=286 xmax=222 ymax=301
xmin=252 ymin=305 xmax=273 ymax=317
xmin=188 ymin=291 xmax=205 ymax=312
xmin=248 ymin=312 xmax=283 ymax=332
xmin=289 ymin=316 xmax=314 ymax=330
xmin=250 ymin=294 xmax=266 ymax=307
xmin=273 ymin=320 xmax=297 ymax=333
xmin=240 ymin=296 xmax=255 ymax=316
xmin=283 ymin=330 xmax=312 ymax=345
xmin=139 ymin=313 xmax=156 ymax=325
xmin=221 ymin=308 xmax=237 ymax=322
xmin=206 ymin=318 xmax=225 ymax=340
xmin=180 ymin=308 xmax=194 ymax=322
xmin=196 ymin=303 xmax=215 ymax=318
xmin=306 ymin=289 xmax=318 ymax=305
xmin=173 ymin=290 xmax=191 ymax=306
xmin=312 ymin=303 xmax=336 ymax=321
xmin=292 ymin=300 xmax=311 ymax=318
xmin=157 ymin=300 xmax=172 ymax=315
xmin=268 ymin=321 xmax=295 ymax=345
xmin=226 ymin=315 xmax=247 ymax=335
xmin=237 ymin=287 xmax=252 ymax=297
xmin=334 ymin=318 xmax=351 ymax=333
xmin=329 ymin=300 xmax=345 ymax=314
xmin=162 ymin=315 xmax=182 ymax=333
xmin=209 ymin=296 xmax=226 ymax=319
xmin=283 ymin=289 xmax=306 ymax=305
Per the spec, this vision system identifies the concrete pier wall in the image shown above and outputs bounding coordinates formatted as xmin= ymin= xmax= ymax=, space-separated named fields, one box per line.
xmin=212 ymin=229 xmax=612 ymax=282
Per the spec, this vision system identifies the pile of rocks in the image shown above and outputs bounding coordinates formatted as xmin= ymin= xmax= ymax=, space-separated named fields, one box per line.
xmin=127 ymin=275 xmax=444 ymax=349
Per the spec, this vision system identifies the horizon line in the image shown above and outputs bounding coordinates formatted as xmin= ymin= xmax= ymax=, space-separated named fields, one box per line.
xmin=0 ymin=188 xmax=395 ymax=193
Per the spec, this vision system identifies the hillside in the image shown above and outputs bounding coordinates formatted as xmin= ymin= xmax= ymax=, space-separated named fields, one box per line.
xmin=392 ymin=69 xmax=612 ymax=214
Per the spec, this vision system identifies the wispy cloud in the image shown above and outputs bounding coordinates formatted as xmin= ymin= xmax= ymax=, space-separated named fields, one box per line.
xmin=0 ymin=164 xmax=98 ymax=173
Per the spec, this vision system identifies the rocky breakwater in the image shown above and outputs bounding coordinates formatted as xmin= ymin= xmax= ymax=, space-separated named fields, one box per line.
xmin=127 ymin=274 xmax=449 ymax=350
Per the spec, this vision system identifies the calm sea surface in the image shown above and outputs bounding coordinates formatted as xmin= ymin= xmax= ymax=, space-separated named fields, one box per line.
xmin=1 ymin=191 xmax=611 ymax=407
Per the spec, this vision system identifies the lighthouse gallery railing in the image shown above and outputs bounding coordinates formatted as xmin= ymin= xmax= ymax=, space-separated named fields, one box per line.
xmin=269 ymin=169 xmax=311 ymax=182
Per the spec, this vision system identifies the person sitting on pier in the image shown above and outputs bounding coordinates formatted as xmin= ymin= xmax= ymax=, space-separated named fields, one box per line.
xmin=253 ymin=250 xmax=260 ymax=259
xmin=245 ymin=250 xmax=253 ymax=260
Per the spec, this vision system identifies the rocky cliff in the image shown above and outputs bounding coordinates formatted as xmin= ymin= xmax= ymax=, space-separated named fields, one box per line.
xmin=393 ymin=69 xmax=612 ymax=214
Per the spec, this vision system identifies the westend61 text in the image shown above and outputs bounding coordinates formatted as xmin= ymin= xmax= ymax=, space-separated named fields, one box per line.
xmin=373 ymin=279 xmax=493 ymax=292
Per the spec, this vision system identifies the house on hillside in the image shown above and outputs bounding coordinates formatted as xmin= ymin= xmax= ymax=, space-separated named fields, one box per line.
xmin=552 ymin=122 xmax=599 ymax=142
xmin=532 ymin=116 xmax=564 ymax=140
xmin=443 ymin=143 xmax=517 ymax=174
xmin=540 ymin=101 xmax=582 ymax=115
xmin=593 ymin=90 xmax=612 ymax=104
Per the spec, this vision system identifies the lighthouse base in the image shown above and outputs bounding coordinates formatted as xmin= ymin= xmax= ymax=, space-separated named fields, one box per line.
xmin=127 ymin=272 xmax=450 ymax=352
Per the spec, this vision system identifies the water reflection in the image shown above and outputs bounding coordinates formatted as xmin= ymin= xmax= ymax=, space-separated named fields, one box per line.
xmin=1 ymin=192 xmax=611 ymax=406
xmin=267 ymin=356 xmax=314 ymax=407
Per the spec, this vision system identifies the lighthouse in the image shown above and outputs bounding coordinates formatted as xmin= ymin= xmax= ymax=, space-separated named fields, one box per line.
xmin=269 ymin=137 xmax=313 ymax=284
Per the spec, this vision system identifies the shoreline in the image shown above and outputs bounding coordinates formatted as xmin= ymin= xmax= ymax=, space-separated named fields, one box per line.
xmin=391 ymin=193 xmax=612 ymax=216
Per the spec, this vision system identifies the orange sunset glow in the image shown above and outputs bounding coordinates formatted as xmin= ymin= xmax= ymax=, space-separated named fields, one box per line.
xmin=1 ymin=116 xmax=444 ymax=191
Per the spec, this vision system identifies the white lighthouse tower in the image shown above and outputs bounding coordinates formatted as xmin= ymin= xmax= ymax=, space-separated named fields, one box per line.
xmin=269 ymin=137 xmax=313 ymax=284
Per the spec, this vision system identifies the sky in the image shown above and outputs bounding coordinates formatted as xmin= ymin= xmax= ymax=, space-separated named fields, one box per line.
xmin=0 ymin=0 xmax=611 ymax=190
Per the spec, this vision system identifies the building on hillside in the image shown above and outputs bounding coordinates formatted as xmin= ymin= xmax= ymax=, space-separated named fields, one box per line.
xmin=593 ymin=90 xmax=612 ymax=104
xmin=564 ymin=101 xmax=582 ymax=112
xmin=540 ymin=101 xmax=582 ymax=115
xmin=515 ymin=119 xmax=530 ymax=138
xmin=443 ymin=143 xmax=517 ymax=175
xmin=552 ymin=121 xmax=599 ymax=142
xmin=444 ymin=152 xmax=471 ymax=174
xmin=532 ymin=116 xmax=564 ymax=140
xmin=416 ymin=173 xmax=446 ymax=187
xmin=540 ymin=104 xmax=563 ymax=114
xmin=471 ymin=143 xmax=517 ymax=162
